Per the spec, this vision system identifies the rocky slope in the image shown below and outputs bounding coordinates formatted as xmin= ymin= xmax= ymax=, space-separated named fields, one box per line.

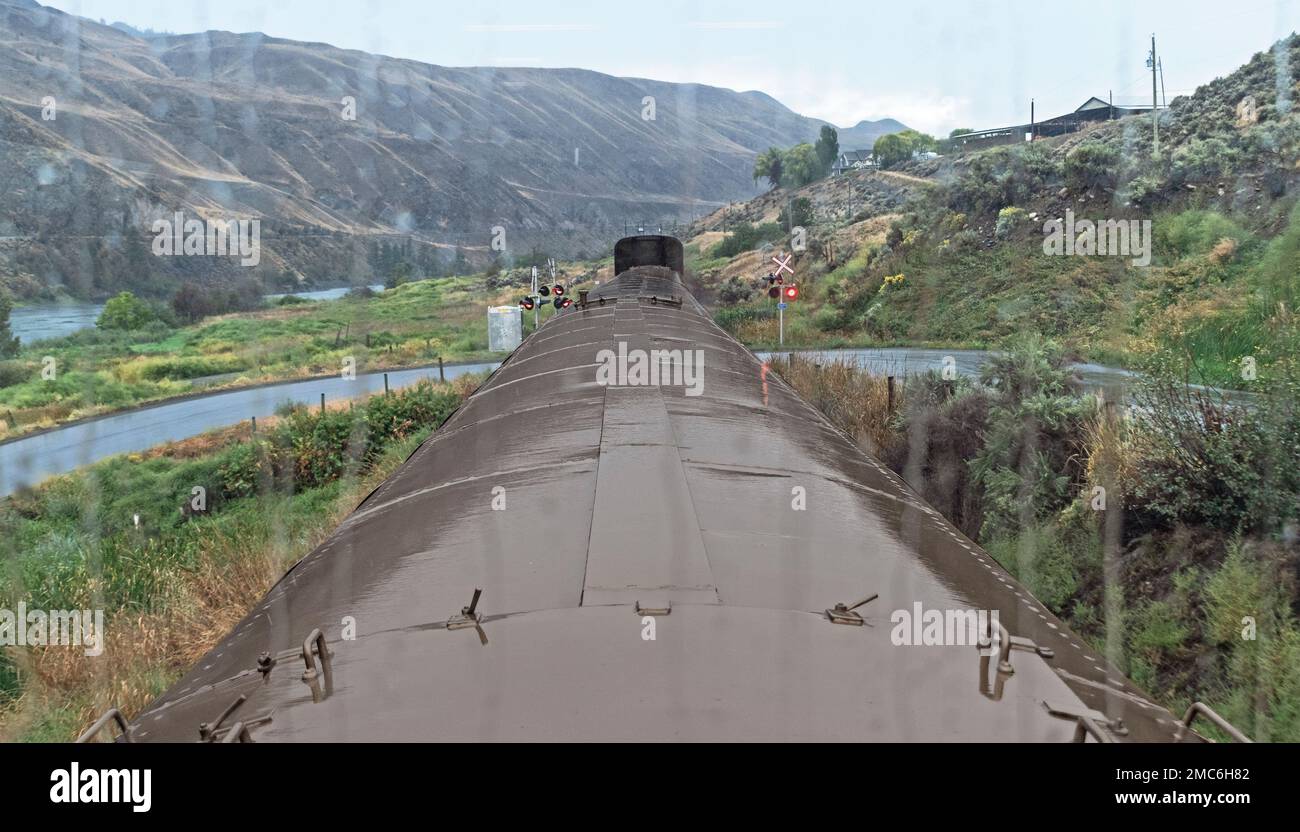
xmin=0 ymin=0 xmax=904 ymax=298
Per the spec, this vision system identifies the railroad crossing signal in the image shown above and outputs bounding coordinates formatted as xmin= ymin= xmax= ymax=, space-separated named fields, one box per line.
xmin=520 ymin=297 xmax=535 ymax=311
xmin=772 ymin=252 xmax=794 ymax=279
xmin=773 ymin=277 xmax=797 ymax=348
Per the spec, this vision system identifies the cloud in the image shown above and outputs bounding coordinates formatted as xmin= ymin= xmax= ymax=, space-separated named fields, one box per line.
xmin=796 ymin=90 xmax=974 ymax=135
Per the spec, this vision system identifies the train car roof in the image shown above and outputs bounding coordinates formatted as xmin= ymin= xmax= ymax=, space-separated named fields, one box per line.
xmin=130 ymin=266 xmax=1188 ymax=742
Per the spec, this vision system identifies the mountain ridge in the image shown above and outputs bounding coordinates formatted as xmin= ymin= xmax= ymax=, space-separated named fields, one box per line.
xmin=0 ymin=1 xmax=906 ymax=298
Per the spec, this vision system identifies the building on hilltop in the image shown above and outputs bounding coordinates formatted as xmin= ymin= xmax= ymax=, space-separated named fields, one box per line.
xmin=940 ymin=97 xmax=1158 ymax=152
xmin=831 ymin=149 xmax=878 ymax=175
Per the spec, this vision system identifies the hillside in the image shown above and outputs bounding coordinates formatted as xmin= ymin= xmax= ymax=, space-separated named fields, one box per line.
xmin=0 ymin=0 xmax=905 ymax=300
xmin=678 ymin=34 xmax=1300 ymax=739
xmin=691 ymin=33 xmax=1300 ymax=387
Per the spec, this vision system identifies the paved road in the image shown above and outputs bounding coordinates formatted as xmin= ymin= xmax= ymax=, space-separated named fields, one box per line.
xmin=0 ymin=346 xmax=1149 ymax=499
xmin=0 ymin=362 xmax=499 ymax=498
xmin=756 ymin=347 xmax=1139 ymax=394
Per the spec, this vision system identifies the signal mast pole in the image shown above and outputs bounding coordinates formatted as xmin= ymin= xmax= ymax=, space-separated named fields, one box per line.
xmin=1150 ymin=34 xmax=1159 ymax=155
xmin=530 ymin=266 xmax=539 ymax=328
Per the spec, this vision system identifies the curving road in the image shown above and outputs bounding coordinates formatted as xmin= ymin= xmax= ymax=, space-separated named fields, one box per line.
xmin=0 ymin=347 xmax=1145 ymax=499
xmin=0 ymin=362 xmax=499 ymax=498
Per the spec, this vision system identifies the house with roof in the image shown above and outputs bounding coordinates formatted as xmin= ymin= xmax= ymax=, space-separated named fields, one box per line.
xmin=831 ymin=149 xmax=878 ymax=175
xmin=941 ymin=97 xmax=1156 ymax=152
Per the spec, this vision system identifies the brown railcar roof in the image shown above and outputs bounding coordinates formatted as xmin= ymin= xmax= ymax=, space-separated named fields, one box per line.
xmin=130 ymin=267 xmax=1187 ymax=742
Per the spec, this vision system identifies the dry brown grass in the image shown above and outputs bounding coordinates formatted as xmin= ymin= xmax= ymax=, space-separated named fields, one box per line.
xmin=1209 ymin=236 xmax=1239 ymax=264
xmin=1081 ymin=398 xmax=1138 ymax=503
xmin=0 ymin=409 xmax=452 ymax=742
xmin=770 ymin=354 xmax=902 ymax=457
xmin=837 ymin=213 xmax=899 ymax=248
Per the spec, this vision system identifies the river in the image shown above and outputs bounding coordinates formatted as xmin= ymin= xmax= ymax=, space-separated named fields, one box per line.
xmin=7 ymin=284 xmax=385 ymax=345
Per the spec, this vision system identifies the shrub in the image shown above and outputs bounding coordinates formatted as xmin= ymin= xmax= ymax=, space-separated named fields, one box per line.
xmin=0 ymin=291 xmax=19 ymax=358
xmin=171 ymin=280 xmax=265 ymax=323
xmin=1168 ymin=136 xmax=1238 ymax=186
xmin=969 ymin=336 xmax=1090 ymax=540
xmin=709 ymin=222 xmax=785 ymax=259
xmin=995 ymin=206 xmax=1028 ymax=239
xmin=1124 ymin=174 xmax=1165 ymax=205
xmin=97 ymin=292 xmax=158 ymax=331
xmin=713 ymin=304 xmax=773 ymax=334
xmin=0 ymin=360 xmax=32 ymax=388
xmin=1122 ymin=351 xmax=1300 ymax=535
xmin=1156 ymin=210 xmax=1250 ymax=260
xmin=717 ymin=277 xmax=753 ymax=305
xmin=1063 ymin=142 xmax=1120 ymax=192
xmin=948 ymin=143 xmax=1060 ymax=214
xmin=778 ymin=197 xmax=813 ymax=228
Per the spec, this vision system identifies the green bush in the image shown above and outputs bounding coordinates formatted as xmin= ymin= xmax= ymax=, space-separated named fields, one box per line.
xmin=717 ymin=277 xmax=753 ymax=306
xmin=994 ymin=206 xmax=1027 ymax=239
xmin=778 ymin=197 xmax=813 ymax=228
xmin=713 ymin=304 xmax=774 ymax=334
xmin=970 ymin=336 xmax=1090 ymax=540
xmin=947 ymin=143 xmax=1060 ymax=214
xmin=1155 ymin=210 xmax=1250 ymax=260
xmin=136 ymin=354 xmax=249 ymax=381
xmin=709 ymin=222 xmax=785 ymax=259
xmin=97 ymin=292 xmax=160 ymax=332
xmin=1125 ymin=352 xmax=1300 ymax=535
xmin=1063 ymin=142 xmax=1120 ymax=191
xmin=1202 ymin=543 xmax=1300 ymax=741
xmin=0 ymin=291 xmax=19 ymax=358
xmin=0 ymin=360 xmax=33 ymax=389
xmin=1169 ymin=136 xmax=1238 ymax=186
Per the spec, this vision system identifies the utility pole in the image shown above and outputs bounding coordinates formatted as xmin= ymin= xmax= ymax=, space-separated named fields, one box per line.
xmin=1149 ymin=34 xmax=1159 ymax=155
xmin=1029 ymin=98 xmax=1035 ymax=140
xmin=530 ymin=266 xmax=539 ymax=329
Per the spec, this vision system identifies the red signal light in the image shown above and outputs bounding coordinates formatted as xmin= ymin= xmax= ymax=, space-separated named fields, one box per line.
xmin=784 ymin=285 xmax=798 ymax=300
xmin=520 ymin=297 xmax=535 ymax=310
xmin=553 ymin=284 xmax=566 ymax=297
xmin=559 ymin=297 xmax=573 ymax=309
xmin=768 ymin=286 xmax=779 ymax=299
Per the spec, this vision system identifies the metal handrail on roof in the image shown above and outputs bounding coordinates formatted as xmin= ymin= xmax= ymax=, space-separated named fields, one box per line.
xmin=1175 ymin=702 xmax=1252 ymax=743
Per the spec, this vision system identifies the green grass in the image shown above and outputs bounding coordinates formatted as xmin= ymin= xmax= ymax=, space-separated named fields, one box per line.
xmin=0 ymin=273 xmax=525 ymax=438
xmin=0 ymin=378 xmax=473 ymax=741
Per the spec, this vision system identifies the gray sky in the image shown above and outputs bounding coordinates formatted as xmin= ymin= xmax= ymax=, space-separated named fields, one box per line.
xmin=46 ymin=0 xmax=1299 ymax=136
